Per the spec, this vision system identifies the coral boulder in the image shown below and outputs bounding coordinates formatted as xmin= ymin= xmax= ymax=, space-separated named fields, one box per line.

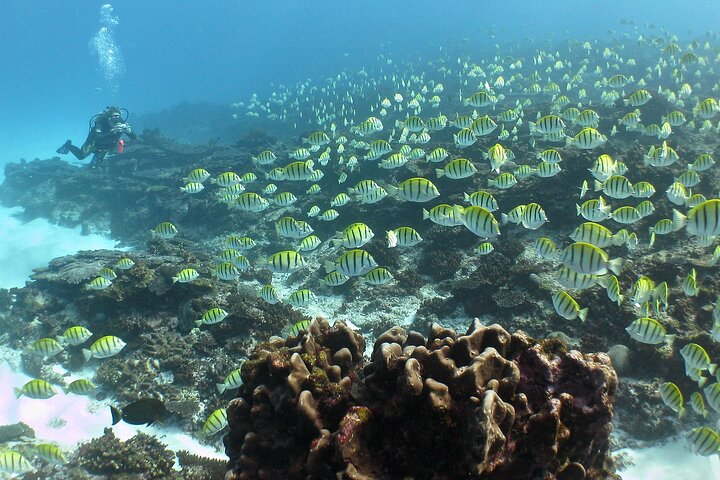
xmin=224 ymin=318 xmax=618 ymax=480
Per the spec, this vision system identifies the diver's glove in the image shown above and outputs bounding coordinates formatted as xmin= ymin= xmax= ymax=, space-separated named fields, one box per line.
xmin=122 ymin=124 xmax=132 ymax=134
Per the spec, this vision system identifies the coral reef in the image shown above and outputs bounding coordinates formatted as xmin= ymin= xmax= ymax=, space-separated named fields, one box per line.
xmin=450 ymin=251 xmax=543 ymax=320
xmin=613 ymin=378 xmax=676 ymax=445
xmin=0 ymin=138 xmax=270 ymax=244
xmin=235 ymin=129 xmax=277 ymax=151
xmin=75 ymin=428 xmax=176 ymax=478
xmin=0 ymin=88 xmax=715 ymax=473
xmin=176 ymin=450 xmax=229 ymax=480
xmin=64 ymin=428 xmax=227 ymax=479
xmin=224 ymin=317 xmax=619 ymax=479
xmin=0 ymin=247 xmax=299 ymax=429
xmin=0 ymin=422 xmax=34 ymax=443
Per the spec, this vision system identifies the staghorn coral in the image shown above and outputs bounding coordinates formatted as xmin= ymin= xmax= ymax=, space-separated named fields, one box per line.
xmin=225 ymin=318 xmax=619 ymax=480
xmin=75 ymin=428 xmax=175 ymax=478
xmin=176 ymin=450 xmax=228 ymax=480
xmin=0 ymin=422 xmax=34 ymax=443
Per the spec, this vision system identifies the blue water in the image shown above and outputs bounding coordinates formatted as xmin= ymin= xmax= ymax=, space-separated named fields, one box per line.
xmin=1 ymin=0 xmax=718 ymax=161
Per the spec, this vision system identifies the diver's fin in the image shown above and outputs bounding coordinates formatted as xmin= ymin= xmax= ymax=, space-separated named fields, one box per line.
xmin=56 ymin=140 xmax=71 ymax=154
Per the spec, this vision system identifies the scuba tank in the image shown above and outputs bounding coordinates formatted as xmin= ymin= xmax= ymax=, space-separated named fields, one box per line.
xmin=87 ymin=106 xmax=131 ymax=153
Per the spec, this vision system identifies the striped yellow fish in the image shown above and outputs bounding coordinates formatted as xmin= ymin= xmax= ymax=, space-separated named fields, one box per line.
xmin=83 ymin=335 xmax=126 ymax=361
xmin=561 ymin=242 xmax=624 ymax=275
xmin=659 ymin=382 xmax=685 ymax=418
xmin=15 ymin=379 xmax=57 ymax=399
xmin=387 ymin=178 xmax=440 ymax=202
xmin=217 ymin=368 xmax=244 ymax=394
xmin=625 ymin=318 xmax=675 ymax=345
xmin=264 ymin=251 xmax=305 ymax=273
xmin=202 ymin=408 xmax=228 ymax=436
xmin=325 ymin=250 xmax=377 ymax=277
xmin=686 ymin=427 xmax=720 ymax=455
xmin=673 ymin=199 xmax=720 ymax=237
xmin=552 ymin=290 xmax=588 ymax=322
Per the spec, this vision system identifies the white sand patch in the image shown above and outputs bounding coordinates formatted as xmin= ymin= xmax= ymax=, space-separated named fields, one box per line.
xmin=0 ymin=352 xmax=225 ymax=466
xmin=617 ymin=440 xmax=720 ymax=480
xmin=0 ymin=205 xmax=120 ymax=289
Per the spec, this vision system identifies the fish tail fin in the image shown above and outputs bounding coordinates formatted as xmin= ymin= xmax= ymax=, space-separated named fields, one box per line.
xmin=708 ymin=363 xmax=718 ymax=376
xmin=607 ymin=258 xmax=625 ymax=276
xmin=672 ymin=209 xmax=687 ymax=231
xmin=451 ymin=205 xmax=465 ymax=221
xmin=216 ymin=383 xmax=226 ymax=394
xmin=14 ymin=388 xmax=22 ymax=398
xmin=324 ymin=260 xmax=337 ymax=274
xmin=577 ymin=308 xmax=589 ymax=323
xmin=435 ymin=168 xmax=445 ymax=178
xmin=82 ymin=349 xmax=93 ymax=362
xmin=195 ymin=320 xmax=203 ymax=328
xmin=110 ymin=406 xmax=122 ymax=425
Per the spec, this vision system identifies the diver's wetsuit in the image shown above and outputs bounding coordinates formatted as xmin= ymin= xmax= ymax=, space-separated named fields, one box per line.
xmin=58 ymin=110 xmax=137 ymax=167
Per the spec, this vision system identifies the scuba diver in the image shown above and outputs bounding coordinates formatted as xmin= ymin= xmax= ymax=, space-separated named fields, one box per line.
xmin=56 ymin=106 xmax=137 ymax=168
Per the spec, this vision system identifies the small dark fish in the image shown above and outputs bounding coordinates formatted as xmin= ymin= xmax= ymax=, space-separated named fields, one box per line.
xmin=110 ymin=398 xmax=168 ymax=426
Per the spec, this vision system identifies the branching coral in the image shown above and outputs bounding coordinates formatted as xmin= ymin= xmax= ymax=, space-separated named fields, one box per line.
xmin=75 ymin=428 xmax=175 ymax=478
